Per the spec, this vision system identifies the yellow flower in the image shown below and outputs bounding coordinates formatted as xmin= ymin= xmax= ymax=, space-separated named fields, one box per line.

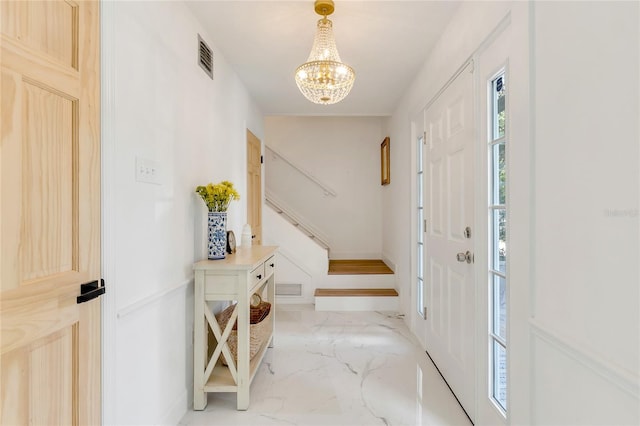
xmin=195 ymin=181 xmax=240 ymax=212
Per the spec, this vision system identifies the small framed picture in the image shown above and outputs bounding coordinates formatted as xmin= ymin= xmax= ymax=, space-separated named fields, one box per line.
xmin=381 ymin=137 xmax=390 ymax=185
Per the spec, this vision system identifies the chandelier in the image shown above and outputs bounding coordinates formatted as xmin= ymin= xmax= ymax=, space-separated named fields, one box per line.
xmin=295 ymin=0 xmax=355 ymax=105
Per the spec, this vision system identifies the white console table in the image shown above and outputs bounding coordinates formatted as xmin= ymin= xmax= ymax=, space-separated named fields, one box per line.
xmin=192 ymin=245 xmax=278 ymax=410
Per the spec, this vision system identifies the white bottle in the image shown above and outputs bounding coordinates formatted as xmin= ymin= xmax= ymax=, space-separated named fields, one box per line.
xmin=241 ymin=224 xmax=252 ymax=247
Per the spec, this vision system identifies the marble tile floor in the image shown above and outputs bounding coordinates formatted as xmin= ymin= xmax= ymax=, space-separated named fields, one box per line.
xmin=179 ymin=304 xmax=472 ymax=426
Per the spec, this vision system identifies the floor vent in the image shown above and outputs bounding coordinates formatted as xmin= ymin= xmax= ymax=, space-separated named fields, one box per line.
xmin=197 ymin=34 xmax=213 ymax=80
xmin=276 ymin=283 xmax=302 ymax=297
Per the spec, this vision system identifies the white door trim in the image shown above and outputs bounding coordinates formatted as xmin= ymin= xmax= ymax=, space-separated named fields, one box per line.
xmin=101 ymin=1 xmax=117 ymax=424
xmin=473 ymin=20 xmax=510 ymax=426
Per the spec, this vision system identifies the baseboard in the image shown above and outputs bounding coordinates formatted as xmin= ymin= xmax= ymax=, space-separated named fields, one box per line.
xmin=380 ymin=253 xmax=397 ymax=273
xmin=161 ymin=388 xmax=188 ymax=426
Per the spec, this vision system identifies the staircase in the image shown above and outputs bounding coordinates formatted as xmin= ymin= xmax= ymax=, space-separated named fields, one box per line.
xmin=315 ymin=259 xmax=399 ymax=311
xmin=264 ymin=145 xmax=399 ymax=312
xmin=264 ymin=199 xmax=399 ymax=311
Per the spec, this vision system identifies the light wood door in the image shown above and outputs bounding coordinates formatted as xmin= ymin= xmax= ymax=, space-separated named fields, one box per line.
xmin=1 ymin=1 xmax=102 ymax=424
xmin=247 ymin=130 xmax=262 ymax=245
xmin=424 ymin=63 xmax=475 ymax=420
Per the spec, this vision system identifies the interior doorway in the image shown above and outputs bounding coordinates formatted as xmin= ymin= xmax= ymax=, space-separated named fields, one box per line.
xmin=247 ymin=130 xmax=262 ymax=245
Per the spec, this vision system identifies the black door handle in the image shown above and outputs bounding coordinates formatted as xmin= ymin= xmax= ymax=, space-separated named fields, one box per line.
xmin=77 ymin=279 xmax=106 ymax=304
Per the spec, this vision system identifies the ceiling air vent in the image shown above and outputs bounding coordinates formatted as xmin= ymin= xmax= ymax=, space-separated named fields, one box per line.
xmin=198 ymin=34 xmax=213 ymax=80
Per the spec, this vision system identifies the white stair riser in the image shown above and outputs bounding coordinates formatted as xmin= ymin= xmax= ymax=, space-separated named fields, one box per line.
xmin=314 ymin=296 xmax=399 ymax=311
xmin=321 ymin=274 xmax=395 ymax=289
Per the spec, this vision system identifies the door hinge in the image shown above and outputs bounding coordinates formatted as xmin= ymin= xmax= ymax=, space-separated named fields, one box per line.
xmin=423 ymin=219 xmax=427 ymax=233
xmin=423 ymin=131 xmax=427 ymax=144
xmin=423 ymin=307 xmax=428 ymax=319
xmin=260 ymin=155 xmax=264 ymax=164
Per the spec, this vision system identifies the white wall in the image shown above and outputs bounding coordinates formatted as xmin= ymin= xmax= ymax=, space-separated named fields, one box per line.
xmin=265 ymin=116 xmax=385 ymax=259
xmin=529 ymin=1 xmax=639 ymax=424
xmin=102 ymin=1 xmax=263 ymax=424
xmin=263 ymin=207 xmax=329 ymax=304
xmin=386 ymin=1 xmax=639 ymax=425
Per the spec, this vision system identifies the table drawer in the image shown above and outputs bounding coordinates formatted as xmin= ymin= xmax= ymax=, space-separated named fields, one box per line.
xmin=265 ymin=255 xmax=276 ymax=277
xmin=250 ymin=263 xmax=265 ymax=287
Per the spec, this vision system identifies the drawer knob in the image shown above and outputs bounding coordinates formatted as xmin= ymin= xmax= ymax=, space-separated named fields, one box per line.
xmin=269 ymin=263 xmax=274 ymax=267
xmin=256 ymin=274 xmax=262 ymax=280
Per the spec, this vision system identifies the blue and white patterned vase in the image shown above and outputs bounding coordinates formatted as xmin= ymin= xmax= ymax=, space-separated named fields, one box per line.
xmin=207 ymin=211 xmax=227 ymax=260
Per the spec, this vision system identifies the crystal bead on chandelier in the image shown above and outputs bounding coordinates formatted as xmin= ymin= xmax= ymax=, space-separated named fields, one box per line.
xmin=295 ymin=0 xmax=355 ymax=105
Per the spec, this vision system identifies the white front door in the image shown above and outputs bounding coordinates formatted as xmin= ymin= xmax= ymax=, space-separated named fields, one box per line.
xmin=423 ymin=62 xmax=476 ymax=421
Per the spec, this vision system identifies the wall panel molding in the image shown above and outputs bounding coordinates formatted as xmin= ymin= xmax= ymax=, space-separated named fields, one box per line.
xmin=117 ymin=279 xmax=192 ymax=319
xmin=530 ymin=319 xmax=639 ymax=399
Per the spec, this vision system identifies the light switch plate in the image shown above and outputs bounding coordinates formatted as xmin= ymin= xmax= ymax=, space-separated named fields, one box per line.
xmin=135 ymin=157 xmax=161 ymax=185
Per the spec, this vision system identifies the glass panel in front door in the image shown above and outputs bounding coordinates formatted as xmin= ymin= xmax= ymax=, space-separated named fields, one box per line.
xmin=489 ymin=73 xmax=507 ymax=413
xmin=417 ymin=133 xmax=425 ymax=318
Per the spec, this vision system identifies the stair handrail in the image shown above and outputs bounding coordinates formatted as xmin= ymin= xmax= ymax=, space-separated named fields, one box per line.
xmin=265 ymin=191 xmax=331 ymax=254
xmin=265 ymin=145 xmax=337 ymax=197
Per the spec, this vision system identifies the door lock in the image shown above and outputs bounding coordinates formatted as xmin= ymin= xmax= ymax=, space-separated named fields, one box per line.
xmin=456 ymin=251 xmax=474 ymax=264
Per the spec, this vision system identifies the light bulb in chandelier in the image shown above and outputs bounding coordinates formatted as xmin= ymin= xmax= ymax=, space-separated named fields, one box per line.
xmin=295 ymin=0 xmax=355 ymax=105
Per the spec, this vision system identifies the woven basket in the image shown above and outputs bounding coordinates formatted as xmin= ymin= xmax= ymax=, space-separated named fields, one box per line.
xmin=215 ymin=294 xmax=272 ymax=366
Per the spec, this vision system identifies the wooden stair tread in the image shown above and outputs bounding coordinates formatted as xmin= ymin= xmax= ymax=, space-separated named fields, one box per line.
xmin=328 ymin=259 xmax=394 ymax=275
xmin=314 ymin=288 xmax=398 ymax=297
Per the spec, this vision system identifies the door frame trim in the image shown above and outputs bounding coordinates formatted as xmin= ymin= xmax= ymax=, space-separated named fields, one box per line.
xmin=101 ymin=1 xmax=117 ymax=423
xmin=246 ymin=129 xmax=263 ymax=245
xmin=474 ymin=54 xmax=510 ymax=423
xmin=417 ymin=58 xmax=475 ymax=115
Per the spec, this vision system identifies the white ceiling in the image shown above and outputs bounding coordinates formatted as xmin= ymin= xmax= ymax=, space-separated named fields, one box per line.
xmin=185 ymin=1 xmax=461 ymax=116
